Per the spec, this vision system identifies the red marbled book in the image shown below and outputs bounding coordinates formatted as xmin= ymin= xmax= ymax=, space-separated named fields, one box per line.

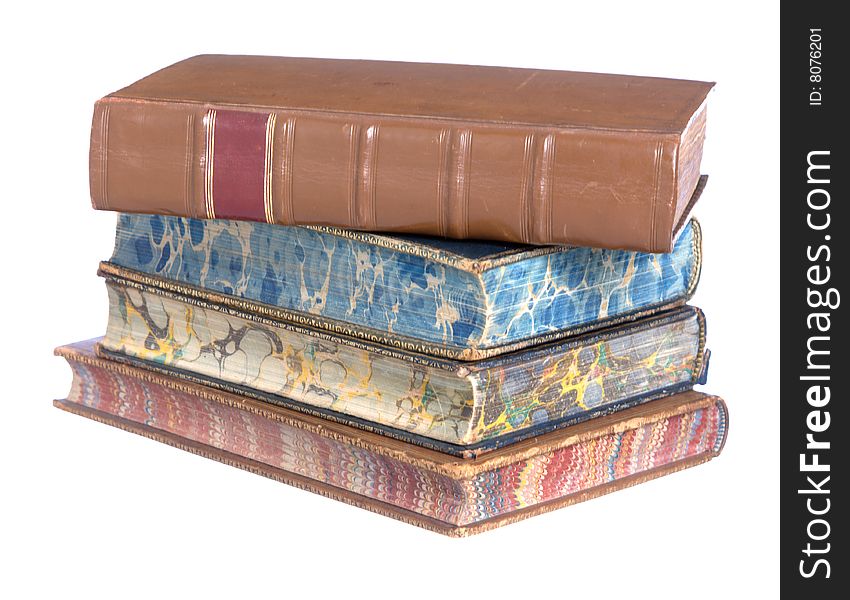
xmin=55 ymin=339 xmax=727 ymax=536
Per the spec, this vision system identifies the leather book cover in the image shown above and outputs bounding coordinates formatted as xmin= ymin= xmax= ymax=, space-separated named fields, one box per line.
xmin=56 ymin=340 xmax=728 ymax=535
xmin=90 ymin=55 xmax=713 ymax=251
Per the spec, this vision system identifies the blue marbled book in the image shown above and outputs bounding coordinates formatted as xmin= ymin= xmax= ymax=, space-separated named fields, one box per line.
xmin=103 ymin=214 xmax=701 ymax=360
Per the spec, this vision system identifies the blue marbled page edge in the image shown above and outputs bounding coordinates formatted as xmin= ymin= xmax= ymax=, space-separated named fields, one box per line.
xmin=478 ymin=223 xmax=698 ymax=347
xmin=108 ymin=214 xmax=699 ymax=358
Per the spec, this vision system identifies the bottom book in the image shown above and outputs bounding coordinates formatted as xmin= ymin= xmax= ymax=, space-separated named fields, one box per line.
xmin=55 ymin=340 xmax=728 ymax=537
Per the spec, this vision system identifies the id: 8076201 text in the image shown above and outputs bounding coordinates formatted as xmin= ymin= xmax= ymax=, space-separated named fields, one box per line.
xmin=809 ymin=29 xmax=823 ymax=106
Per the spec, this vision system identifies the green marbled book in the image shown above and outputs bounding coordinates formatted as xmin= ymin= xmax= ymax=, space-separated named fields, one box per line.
xmin=99 ymin=271 xmax=707 ymax=454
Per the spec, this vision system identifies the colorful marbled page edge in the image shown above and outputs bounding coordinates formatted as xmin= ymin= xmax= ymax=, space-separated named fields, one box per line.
xmin=99 ymin=275 xmax=705 ymax=447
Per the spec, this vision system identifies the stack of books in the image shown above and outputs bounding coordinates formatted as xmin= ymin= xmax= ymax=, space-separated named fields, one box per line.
xmin=56 ymin=55 xmax=727 ymax=536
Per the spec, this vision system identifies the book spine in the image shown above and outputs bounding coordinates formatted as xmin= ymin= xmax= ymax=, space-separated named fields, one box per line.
xmin=90 ymin=97 xmax=682 ymax=251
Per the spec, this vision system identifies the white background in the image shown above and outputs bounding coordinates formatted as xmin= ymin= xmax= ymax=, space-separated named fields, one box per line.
xmin=1 ymin=1 xmax=778 ymax=597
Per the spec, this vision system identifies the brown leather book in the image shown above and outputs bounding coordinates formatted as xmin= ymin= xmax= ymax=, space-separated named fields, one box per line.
xmin=90 ymin=55 xmax=713 ymax=251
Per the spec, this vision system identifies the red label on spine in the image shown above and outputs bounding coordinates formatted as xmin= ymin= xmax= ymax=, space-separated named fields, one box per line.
xmin=212 ymin=110 xmax=269 ymax=222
